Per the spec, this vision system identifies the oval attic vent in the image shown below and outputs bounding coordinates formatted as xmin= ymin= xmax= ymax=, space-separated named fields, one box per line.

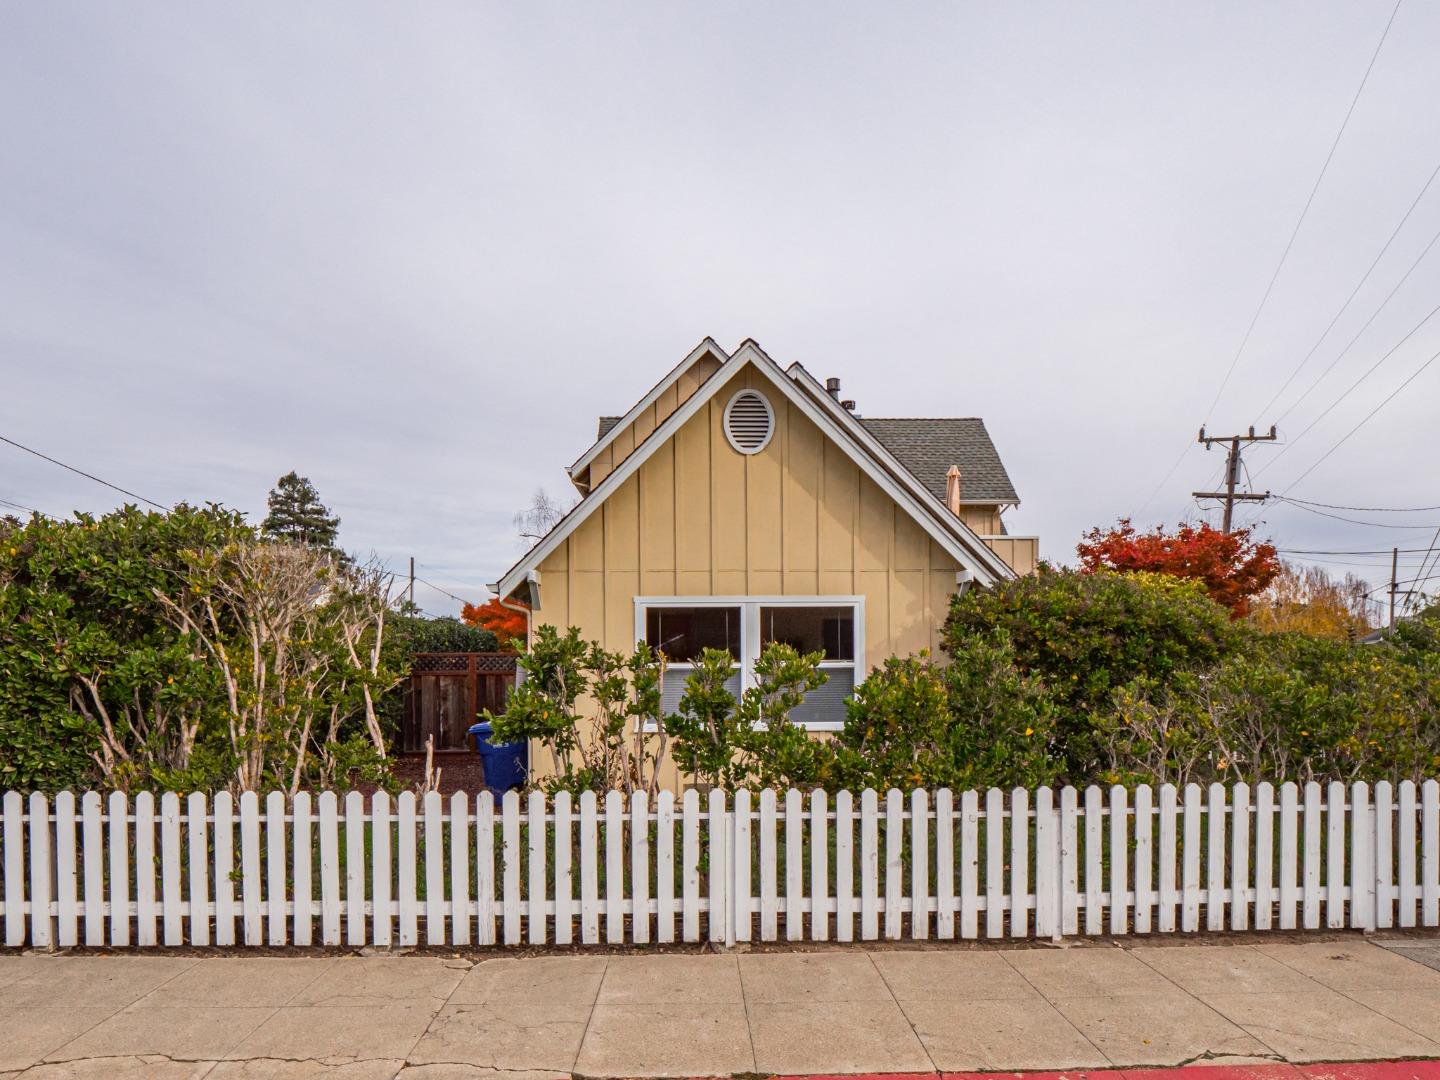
xmin=723 ymin=389 xmax=774 ymax=454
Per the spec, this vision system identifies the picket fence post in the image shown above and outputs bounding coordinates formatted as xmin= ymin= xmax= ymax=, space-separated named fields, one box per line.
xmin=554 ymin=790 xmax=574 ymax=946
xmin=655 ymin=789 xmax=673 ymax=944
xmin=293 ymin=791 xmax=314 ymax=947
xmin=268 ymin=790 xmax=289 ymax=947
xmin=1034 ymin=786 xmax=1056 ymax=939
xmin=28 ymin=792 xmax=52 ymax=948
xmin=834 ymin=788 xmax=854 ymax=943
xmin=1423 ymin=779 xmax=1440 ymax=926
xmin=1010 ymin=787 xmax=1029 ymax=939
xmin=707 ymin=788 xmax=728 ymax=946
xmin=527 ymin=790 xmax=546 ymax=946
xmin=810 ymin=789 xmax=829 ymax=942
xmin=187 ymin=791 xmax=209 ymax=947
xmin=82 ymin=791 xmax=105 ymax=947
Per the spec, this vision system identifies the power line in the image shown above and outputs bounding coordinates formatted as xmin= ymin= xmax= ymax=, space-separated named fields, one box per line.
xmin=1255 ymin=156 xmax=1440 ymax=425
xmin=1279 ymin=496 xmax=1440 ymax=513
xmin=0 ymin=498 xmax=58 ymax=521
xmin=1270 ymin=497 xmax=1440 ymax=529
xmin=1277 ymin=546 xmax=1434 ymax=555
xmin=0 ymin=433 xmax=168 ymax=511
xmin=380 ymin=562 xmax=482 ymax=607
xmin=1201 ymin=0 xmax=1403 ymax=424
xmin=1141 ymin=1 xmax=1402 ymax=522
xmin=1409 ymin=525 xmax=1440 ymax=609
xmin=1254 ymin=298 xmax=1440 ymax=480
xmin=1278 ymin=341 xmax=1440 ymax=495
xmin=413 ymin=576 xmax=475 ymax=606
xmin=1273 ymin=220 xmax=1440 ymax=429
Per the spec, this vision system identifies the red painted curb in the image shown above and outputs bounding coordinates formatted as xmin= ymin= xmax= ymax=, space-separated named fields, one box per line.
xmin=772 ymin=1062 xmax=1440 ymax=1080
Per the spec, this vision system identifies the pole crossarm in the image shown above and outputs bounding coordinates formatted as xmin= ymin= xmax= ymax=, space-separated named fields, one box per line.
xmin=1194 ymin=425 xmax=1278 ymax=532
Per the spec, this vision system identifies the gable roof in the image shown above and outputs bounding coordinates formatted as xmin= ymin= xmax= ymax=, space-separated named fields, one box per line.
xmin=491 ymin=341 xmax=1015 ymax=598
xmin=857 ymin=418 xmax=1019 ymax=505
xmin=567 ymin=337 xmax=728 ymax=480
xmin=596 ymin=414 xmax=1020 ymax=504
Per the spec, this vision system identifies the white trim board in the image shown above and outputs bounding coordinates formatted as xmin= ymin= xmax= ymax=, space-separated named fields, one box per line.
xmin=493 ymin=339 xmax=1014 ymax=599
xmin=567 ymin=336 xmax=729 ymax=481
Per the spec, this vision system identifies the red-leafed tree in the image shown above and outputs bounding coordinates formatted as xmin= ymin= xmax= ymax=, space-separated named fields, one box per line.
xmin=1076 ymin=519 xmax=1280 ymax=617
xmin=460 ymin=597 xmax=528 ymax=649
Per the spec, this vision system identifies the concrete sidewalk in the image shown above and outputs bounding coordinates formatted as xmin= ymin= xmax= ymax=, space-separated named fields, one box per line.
xmin=1 ymin=938 xmax=1439 ymax=1079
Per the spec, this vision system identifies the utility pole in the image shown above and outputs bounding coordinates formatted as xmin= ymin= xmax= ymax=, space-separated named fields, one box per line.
xmin=1389 ymin=546 xmax=1399 ymax=628
xmin=408 ymin=556 xmax=416 ymax=609
xmin=1193 ymin=425 xmax=1277 ymax=532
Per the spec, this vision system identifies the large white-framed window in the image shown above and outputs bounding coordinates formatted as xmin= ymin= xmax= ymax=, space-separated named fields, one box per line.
xmin=634 ymin=595 xmax=864 ymax=731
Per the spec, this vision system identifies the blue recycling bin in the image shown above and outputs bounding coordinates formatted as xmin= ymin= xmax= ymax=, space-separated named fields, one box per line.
xmin=467 ymin=721 xmax=528 ymax=795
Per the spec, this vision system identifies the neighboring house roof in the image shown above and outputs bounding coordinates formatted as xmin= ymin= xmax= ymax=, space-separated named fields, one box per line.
xmin=856 ymin=418 xmax=1019 ymax=505
xmin=597 ymin=415 xmax=622 ymax=439
xmin=491 ymin=340 xmax=1016 ymax=598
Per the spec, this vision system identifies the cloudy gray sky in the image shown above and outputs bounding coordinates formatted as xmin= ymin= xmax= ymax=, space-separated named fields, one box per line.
xmin=4 ymin=2 xmax=1440 ymax=618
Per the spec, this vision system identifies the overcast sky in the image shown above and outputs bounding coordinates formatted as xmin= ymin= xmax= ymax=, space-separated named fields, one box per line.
xmin=4 ymin=2 xmax=1440 ymax=618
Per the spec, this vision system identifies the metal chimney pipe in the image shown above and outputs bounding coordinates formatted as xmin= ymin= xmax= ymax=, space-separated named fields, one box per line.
xmin=825 ymin=377 xmax=841 ymax=400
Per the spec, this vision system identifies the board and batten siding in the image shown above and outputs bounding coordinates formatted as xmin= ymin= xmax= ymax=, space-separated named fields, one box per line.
xmin=536 ymin=363 xmax=964 ymax=664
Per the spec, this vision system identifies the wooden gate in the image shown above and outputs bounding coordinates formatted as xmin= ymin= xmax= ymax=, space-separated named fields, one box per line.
xmin=400 ymin=652 xmax=518 ymax=754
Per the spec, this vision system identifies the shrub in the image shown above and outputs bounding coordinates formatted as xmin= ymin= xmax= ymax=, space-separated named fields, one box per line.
xmin=835 ymin=640 xmax=1060 ymax=792
xmin=487 ymin=626 xmax=671 ymax=796
xmin=732 ymin=644 xmax=833 ymax=790
xmin=387 ymin=614 xmax=499 ymax=655
xmin=667 ymin=648 xmax=746 ymax=789
xmin=0 ymin=505 xmax=399 ymax=793
xmin=0 ymin=506 xmax=251 ymax=791
xmin=944 ymin=568 xmax=1238 ymax=780
xmin=1101 ymin=631 xmax=1440 ymax=787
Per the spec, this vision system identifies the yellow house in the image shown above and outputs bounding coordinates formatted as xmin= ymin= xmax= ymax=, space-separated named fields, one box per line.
xmin=488 ymin=337 xmax=1037 ymax=739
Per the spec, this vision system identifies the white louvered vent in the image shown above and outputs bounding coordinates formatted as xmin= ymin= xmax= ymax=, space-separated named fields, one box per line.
xmin=723 ymin=390 xmax=774 ymax=455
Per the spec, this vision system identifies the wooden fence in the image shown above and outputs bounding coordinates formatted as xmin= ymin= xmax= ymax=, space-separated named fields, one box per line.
xmin=398 ymin=652 xmax=516 ymax=754
xmin=2 ymin=779 xmax=1438 ymax=949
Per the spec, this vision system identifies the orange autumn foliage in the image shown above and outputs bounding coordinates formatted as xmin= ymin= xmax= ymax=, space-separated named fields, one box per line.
xmin=1250 ymin=562 xmax=1374 ymax=640
xmin=460 ymin=597 xmax=528 ymax=649
xmin=1076 ymin=519 xmax=1280 ymax=618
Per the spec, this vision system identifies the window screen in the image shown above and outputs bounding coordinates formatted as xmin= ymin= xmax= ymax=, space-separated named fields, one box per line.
xmin=759 ymin=606 xmax=855 ymax=661
xmin=644 ymin=606 xmax=742 ymax=663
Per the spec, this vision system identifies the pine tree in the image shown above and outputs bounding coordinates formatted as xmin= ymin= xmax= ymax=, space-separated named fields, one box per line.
xmin=262 ymin=472 xmax=341 ymax=548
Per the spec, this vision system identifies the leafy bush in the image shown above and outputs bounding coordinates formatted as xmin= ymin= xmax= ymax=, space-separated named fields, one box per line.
xmin=387 ymin=614 xmax=499 ymax=655
xmin=487 ymin=626 xmax=670 ymax=796
xmin=944 ymin=568 xmax=1238 ymax=780
xmin=0 ymin=506 xmax=250 ymax=791
xmin=1 ymin=505 xmax=400 ymax=793
xmin=834 ymin=640 xmax=1060 ymax=792
xmin=492 ymin=629 xmax=834 ymax=793
xmin=1101 ymin=630 xmax=1440 ymax=786
xmin=667 ymin=648 xmax=746 ymax=789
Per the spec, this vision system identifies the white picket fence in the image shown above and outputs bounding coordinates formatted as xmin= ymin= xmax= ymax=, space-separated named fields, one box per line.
xmin=2 ymin=780 xmax=1438 ymax=950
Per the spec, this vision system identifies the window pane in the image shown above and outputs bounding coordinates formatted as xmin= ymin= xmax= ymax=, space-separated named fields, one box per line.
xmin=645 ymin=606 xmax=741 ymax=662
xmin=789 ymin=666 xmax=855 ymax=726
xmin=661 ymin=667 xmax=744 ymax=715
xmin=759 ymin=606 xmax=854 ymax=661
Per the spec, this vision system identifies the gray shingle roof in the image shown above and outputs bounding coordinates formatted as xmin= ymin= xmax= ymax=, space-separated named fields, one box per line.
xmin=596 ymin=412 xmax=1019 ymax=505
xmin=858 ymin=418 xmax=1020 ymax=504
